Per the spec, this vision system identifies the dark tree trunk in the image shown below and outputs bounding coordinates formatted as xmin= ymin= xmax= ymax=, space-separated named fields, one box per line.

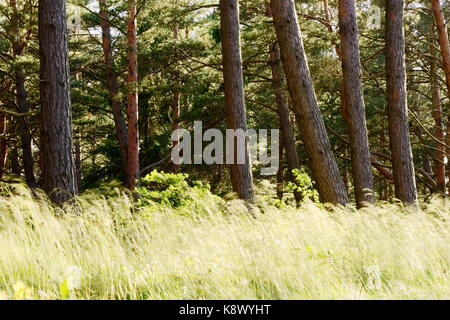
xmin=15 ymin=70 xmax=37 ymax=188
xmin=430 ymin=40 xmax=446 ymax=193
xmin=99 ymin=0 xmax=129 ymax=177
xmin=39 ymin=0 xmax=77 ymax=203
xmin=10 ymin=0 xmax=37 ymax=188
xmin=75 ymin=132 xmax=82 ymax=190
xmin=220 ymin=0 xmax=255 ymax=202
xmin=268 ymin=42 xmax=302 ymax=203
xmin=172 ymin=25 xmax=181 ymax=150
xmin=385 ymin=0 xmax=417 ymax=204
xmin=7 ymin=116 xmax=20 ymax=175
xmin=276 ymin=142 xmax=284 ymax=200
xmin=270 ymin=0 xmax=348 ymax=205
xmin=0 ymin=114 xmax=7 ymax=179
xmin=338 ymin=0 xmax=374 ymax=207
xmin=126 ymin=0 xmax=139 ymax=190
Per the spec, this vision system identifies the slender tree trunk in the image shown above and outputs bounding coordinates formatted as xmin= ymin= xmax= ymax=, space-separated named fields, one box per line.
xmin=432 ymin=0 xmax=450 ymax=98
xmin=126 ymin=0 xmax=139 ymax=190
xmin=99 ymin=0 xmax=129 ymax=177
xmin=15 ymin=70 xmax=37 ymax=188
xmin=0 ymin=114 xmax=6 ymax=179
xmin=268 ymin=42 xmax=302 ymax=203
xmin=8 ymin=116 xmax=20 ymax=175
xmin=385 ymin=0 xmax=417 ymax=204
xmin=270 ymin=0 xmax=348 ymax=205
xmin=10 ymin=0 xmax=37 ymax=188
xmin=430 ymin=39 xmax=446 ymax=193
xmin=172 ymin=25 xmax=181 ymax=150
xmin=276 ymin=142 xmax=284 ymax=200
xmin=220 ymin=0 xmax=255 ymax=202
xmin=338 ymin=0 xmax=374 ymax=207
xmin=447 ymin=115 xmax=450 ymax=194
xmin=39 ymin=0 xmax=77 ymax=203
xmin=75 ymin=132 xmax=82 ymax=190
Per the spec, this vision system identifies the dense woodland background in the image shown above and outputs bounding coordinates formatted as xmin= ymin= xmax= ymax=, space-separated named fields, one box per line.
xmin=0 ymin=0 xmax=449 ymax=207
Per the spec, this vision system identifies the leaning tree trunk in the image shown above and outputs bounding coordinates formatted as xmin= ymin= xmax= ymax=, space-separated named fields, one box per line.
xmin=126 ymin=0 xmax=139 ymax=190
xmin=385 ymin=0 xmax=417 ymax=204
xmin=220 ymin=0 xmax=255 ymax=202
xmin=270 ymin=0 xmax=348 ymax=205
xmin=266 ymin=0 xmax=300 ymax=203
xmin=269 ymin=42 xmax=302 ymax=204
xmin=338 ymin=0 xmax=374 ymax=207
xmin=10 ymin=0 xmax=37 ymax=188
xmin=99 ymin=0 xmax=129 ymax=177
xmin=39 ymin=0 xmax=77 ymax=203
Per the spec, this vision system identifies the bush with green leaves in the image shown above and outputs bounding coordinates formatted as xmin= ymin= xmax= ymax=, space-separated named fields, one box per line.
xmin=136 ymin=170 xmax=223 ymax=215
xmin=287 ymin=169 xmax=320 ymax=204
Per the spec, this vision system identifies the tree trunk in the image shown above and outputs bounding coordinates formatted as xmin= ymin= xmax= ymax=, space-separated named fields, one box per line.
xmin=172 ymin=24 xmax=181 ymax=150
xmin=220 ymin=0 xmax=255 ymax=202
xmin=0 ymin=114 xmax=7 ymax=179
xmin=39 ymin=0 xmax=77 ymax=203
xmin=8 ymin=116 xmax=20 ymax=175
xmin=15 ymin=70 xmax=37 ymax=188
xmin=385 ymin=0 xmax=417 ymax=204
xmin=276 ymin=142 xmax=284 ymax=200
xmin=432 ymin=0 xmax=450 ymax=98
xmin=430 ymin=39 xmax=446 ymax=193
xmin=75 ymin=132 xmax=82 ymax=190
xmin=447 ymin=115 xmax=450 ymax=194
xmin=268 ymin=42 xmax=302 ymax=203
xmin=126 ymin=0 xmax=139 ymax=190
xmin=270 ymin=0 xmax=348 ymax=205
xmin=10 ymin=0 xmax=37 ymax=188
xmin=338 ymin=0 xmax=374 ymax=207
xmin=99 ymin=0 xmax=129 ymax=177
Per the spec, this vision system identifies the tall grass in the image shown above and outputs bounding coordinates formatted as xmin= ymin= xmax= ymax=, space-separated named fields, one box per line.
xmin=0 ymin=182 xmax=448 ymax=300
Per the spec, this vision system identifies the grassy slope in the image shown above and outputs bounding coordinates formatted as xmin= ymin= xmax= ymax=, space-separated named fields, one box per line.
xmin=0 ymin=183 xmax=449 ymax=300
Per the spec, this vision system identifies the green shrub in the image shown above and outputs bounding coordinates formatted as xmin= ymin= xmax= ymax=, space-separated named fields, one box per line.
xmin=136 ymin=170 xmax=223 ymax=215
xmin=287 ymin=169 xmax=320 ymax=204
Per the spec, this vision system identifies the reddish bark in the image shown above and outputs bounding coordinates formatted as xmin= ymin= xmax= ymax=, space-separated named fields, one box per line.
xmin=126 ymin=0 xmax=140 ymax=190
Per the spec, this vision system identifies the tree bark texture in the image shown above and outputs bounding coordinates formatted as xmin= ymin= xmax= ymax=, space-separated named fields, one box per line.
xmin=338 ymin=0 xmax=374 ymax=206
xmin=270 ymin=0 xmax=349 ymax=205
xmin=220 ymin=0 xmax=255 ymax=202
xmin=126 ymin=0 xmax=139 ymax=190
xmin=385 ymin=0 xmax=418 ymax=203
xmin=39 ymin=0 xmax=78 ymax=203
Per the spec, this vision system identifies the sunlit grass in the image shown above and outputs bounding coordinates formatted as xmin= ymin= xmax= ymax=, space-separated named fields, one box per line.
xmin=0 ymin=182 xmax=448 ymax=300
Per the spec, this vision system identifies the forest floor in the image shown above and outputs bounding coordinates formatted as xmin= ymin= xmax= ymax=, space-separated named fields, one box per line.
xmin=0 ymin=181 xmax=449 ymax=300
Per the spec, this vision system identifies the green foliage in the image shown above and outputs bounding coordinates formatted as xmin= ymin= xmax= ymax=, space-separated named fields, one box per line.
xmin=136 ymin=170 xmax=214 ymax=210
xmin=287 ymin=169 xmax=320 ymax=204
